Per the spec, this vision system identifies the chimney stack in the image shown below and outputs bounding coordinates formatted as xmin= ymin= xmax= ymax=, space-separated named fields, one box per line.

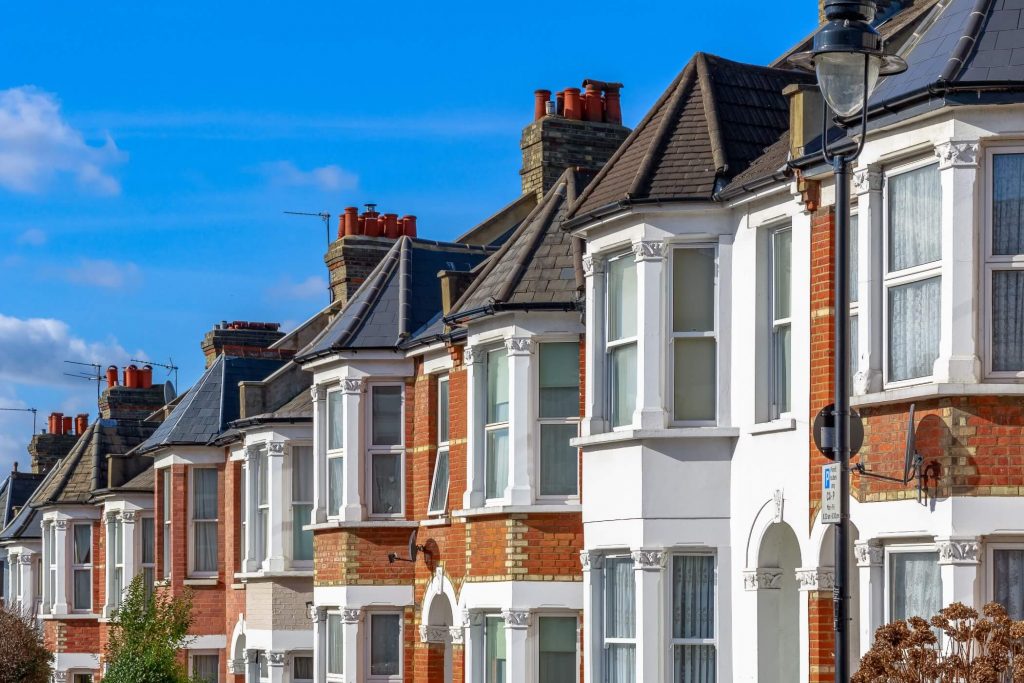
xmin=200 ymin=321 xmax=288 ymax=369
xmin=30 ymin=410 xmax=89 ymax=474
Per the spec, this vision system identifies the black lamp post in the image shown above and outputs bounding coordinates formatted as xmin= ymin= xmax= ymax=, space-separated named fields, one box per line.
xmin=790 ymin=2 xmax=906 ymax=681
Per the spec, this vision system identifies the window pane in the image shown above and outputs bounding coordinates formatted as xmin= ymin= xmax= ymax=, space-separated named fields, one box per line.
xmin=369 ymin=613 xmax=401 ymax=676
xmin=256 ymin=450 xmax=268 ymax=506
xmin=772 ymin=324 xmax=791 ymax=415
xmin=609 ymin=344 xmax=637 ymax=428
xmin=608 ymin=254 xmax=637 ymax=341
xmin=605 ymin=557 xmax=635 ymax=638
xmin=850 ymin=315 xmax=859 ymax=380
xmin=673 ymin=555 xmax=715 ymax=639
xmin=74 ymin=525 xmax=91 ymax=564
xmin=992 ymin=270 xmax=1024 ymax=371
xmin=73 ymin=569 xmax=90 ymax=610
xmin=194 ymin=521 xmax=217 ymax=573
xmin=327 ymin=614 xmax=343 ymax=674
xmin=540 ymin=343 xmax=580 ymax=418
xmin=605 ymin=645 xmax=635 ymax=683
xmin=487 ymin=349 xmax=509 ymax=424
xmin=995 ymin=549 xmax=1024 ymax=620
xmin=141 ymin=518 xmax=155 ymax=564
xmin=328 ymin=390 xmax=344 ymax=451
xmin=674 ymin=338 xmax=716 ymax=422
xmin=772 ymin=231 xmax=791 ymax=321
xmin=850 ymin=215 xmax=859 ymax=303
xmin=193 ymin=469 xmax=218 ymax=520
xmin=143 ymin=567 xmax=154 ymax=603
xmin=891 ymin=551 xmax=941 ymax=622
xmin=113 ymin=567 xmax=123 ymax=607
xmin=674 ymin=644 xmax=716 ymax=683
xmin=888 ymin=164 xmax=941 ymax=271
xmin=539 ymin=616 xmax=577 ymax=683
xmin=540 ymin=424 xmax=578 ymax=496
xmin=993 ymin=153 xmax=1024 ymax=255
xmin=294 ymin=656 xmax=314 ymax=680
xmin=674 ymin=248 xmax=716 ymax=333
xmin=437 ymin=379 xmax=450 ymax=444
xmin=371 ymin=453 xmax=402 ymax=515
xmin=888 ymin=277 xmax=941 ymax=381
xmin=428 ymin=449 xmax=450 ymax=514
xmin=256 ymin=507 xmax=267 ymax=563
xmin=485 ymin=428 xmax=509 ymax=499
xmin=486 ymin=616 xmax=507 ymax=683
xmin=114 ymin=520 xmax=123 ymax=564
xmin=371 ymin=386 xmax=403 ymax=446
xmin=293 ymin=504 xmax=313 ymax=561
xmin=192 ymin=654 xmax=219 ymax=683
xmin=163 ymin=473 xmax=172 ymax=523
xmin=329 ymin=456 xmax=344 ymax=516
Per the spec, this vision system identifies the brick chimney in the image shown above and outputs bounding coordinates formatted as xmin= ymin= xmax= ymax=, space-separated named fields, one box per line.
xmin=520 ymin=79 xmax=631 ymax=200
xmin=27 ymin=410 xmax=90 ymax=474
xmin=200 ymin=321 xmax=288 ymax=368
xmin=324 ymin=205 xmax=418 ymax=306
xmin=99 ymin=365 xmax=169 ymax=420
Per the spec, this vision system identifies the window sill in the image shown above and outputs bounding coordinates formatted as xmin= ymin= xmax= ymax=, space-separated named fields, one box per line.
xmin=234 ymin=570 xmax=314 ymax=581
xmin=306 ymin=519 xmax=420 ymax=531
xmin=453 ymin=504 xmax=582 ymax=519
xmin=420 ymin=516 xmax=451 ymax=528
xmin=39 ymin=613 xmax=98 ymax=620
xmin=572 ymin=426 xmax=740 ymax=447
xmin=851 ymin=382 xmax=1024 ymax=408
xmin=183 ymin=577 xmax=219 ymax=587
xmin=747 ymin=418 xmax=797 ymax=435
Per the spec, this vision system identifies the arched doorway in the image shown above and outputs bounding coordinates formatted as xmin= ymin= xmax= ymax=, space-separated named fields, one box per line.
xmin=757 ymin=522 xmax=801 ymax=683
xmin=421 ymin=568 xmax=460 ymax=683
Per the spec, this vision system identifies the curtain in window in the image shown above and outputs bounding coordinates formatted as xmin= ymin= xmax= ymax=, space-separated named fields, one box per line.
xmin=994 ymin=549 xmax=1024 ymax=620
xmin=428 ymin=449 xmax=450 ymax=514
xmin=993 ymin=154 xmax=1024 ymax=255
xmin=192 ymin=654 xmax=219 ymax=683
xmin=891 ymin=551 xmax=941 ymax=621
xmin=369 ymin=614 xmax=401 ymax=675
xmin=992 ymin=271 xmax=1024 ymax=371
xmin=673 ymin=555 xmax=716 ymax=683
xmin=487 ymin=350 xmax=509 ymax=424
xmin=851 ymin=215 xmax=859 ymax=302
xmin=371 ymin=453 xmax=401 ymax=514
xmin=889 ymin=277 xmax=941 ymax=381
xmin=73 ymin=568 xmax=91 ymax=610
xmin=540 ymin=424 xmax=578 ymax=496
xmin=293 ymin=656 xmax=314 ymax=680
xmin=609 ymin=255 xmax=637 ymax=341
xmin=255 ymin=452 xmax=268 ymax=563
xmin=372 ymin=387 xmax=403 ymax=446
xmin=485 ymin=428 xmax=509 ymax=499
xmin=112 ymin=567 xmax=123 ymax=608
xmin=850 ymin=315 xmax=859 ymax=379
xmin=486 ymin=616 xmax=507 ymax=683
xmin=327 ymin=614 xmax=343 ymax=674
xmin=771 ymin=231 xmax=792 ymax=417
xmin=74 ymin=525 xmax=91 ymax=564
xmin=329 ymin=457 xmax=344 ymax=516
xmin=328 ymin=391 xmax=344 ymax=450
xmin=888 ymin=165 xmax=941 ymax=271
xmin=674 ymin=339 xmax=717 ymax=421
xmin=193 ymin=469 xmax=218 ymax=573
xmin=141 ymin=518 xmax=154 ymax=565
xmin=539 ymin=343 xmax=580 ymax=418
xmin=539 ymin=616 xmax=577 ymax=683
xmin=609 ymin=345 xmax=637 ymax=428
xmin=675 ymin=646 xmax=716 ymax=683
xmin=605 ymin=557 xmax=636 ymax=683
xmin=292 ymin=446 xmax=314 ymax=561
xmin=674 ymin=248 xmax=716 ymax=333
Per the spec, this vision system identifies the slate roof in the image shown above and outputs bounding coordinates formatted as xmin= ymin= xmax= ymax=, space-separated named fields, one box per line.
xmin=231 ymin=389 xmax=312 ymax=429
xmin=118 ymin=466 xmax=154 ymax=492
xmin=295 ymin=237 xmax=491 ymax=361
xmin=446 ymin=167 xmax=593 ymax=323
xmin=567 ymin=53 xmax=813 ymax=222
xmin=136 ymin=355 xmax=286 ymax=454
xmin=0 ymin=469 xmax=43 ymax=532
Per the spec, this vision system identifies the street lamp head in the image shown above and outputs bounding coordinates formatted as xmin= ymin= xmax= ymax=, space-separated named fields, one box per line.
xmin=789 ymin=0 xmax=907 ymax=118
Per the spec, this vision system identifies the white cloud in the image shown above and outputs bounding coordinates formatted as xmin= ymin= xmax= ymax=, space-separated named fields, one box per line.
xmin=257 ymin=161 xmax=358 ymax=192
xmin=268 ymin=275 xmax=328 ymax=301
xmin=16 ymin=228 xmax=47 ymax=246
xmin=64 ymin=258 xmax=141 ymax=289
xmin=0 ymin=86 xmax=125 ymax=195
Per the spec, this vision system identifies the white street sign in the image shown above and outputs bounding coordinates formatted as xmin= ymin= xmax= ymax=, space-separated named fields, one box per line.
xmin=822 ymin=463 xmax=840 ymax=525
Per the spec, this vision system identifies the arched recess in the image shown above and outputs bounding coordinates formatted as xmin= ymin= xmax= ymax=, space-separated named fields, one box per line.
xmin=815 ymin=517 xmax=862 ymax=668
xmin=756 ymin=522 xmax=802 ymax=683
xmin=228 ymin=615 xmax=246 ymax=676
xmin=421 ymin=567 xmax=460 ymax=683
xmin=746 ymin=491 xmax=790 ymax=569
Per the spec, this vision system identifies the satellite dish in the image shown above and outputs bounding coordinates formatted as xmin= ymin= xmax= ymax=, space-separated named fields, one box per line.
xmin=387 ymin=528 xmax=428 ymax=564
xmin=902 ymin=403 xmax=917 ymax=482
xmin=163 ymin=380 xmax=177 ymax=404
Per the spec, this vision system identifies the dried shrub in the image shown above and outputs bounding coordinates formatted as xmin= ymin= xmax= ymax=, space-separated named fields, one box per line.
xmin=0 ymin=601 xmax=52 ymax=683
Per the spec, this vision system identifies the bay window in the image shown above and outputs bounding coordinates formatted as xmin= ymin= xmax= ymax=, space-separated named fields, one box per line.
xmin=672 ymin=554 xmax=716 ymax=683
xmin=992 ymin=546 xmax=1024 ymax=620
xmin=71 ymin=523 xmax=92 ymax=611
xmin=987 ymin=150 xmax=1024 ymax=375
xmin=292 ymin=445 xmax=314 ymax=562
xmin=191 ymin=468 xmax=218 ymax=575
xmin=485 ymin=349 xmax=510 ymax=500
xmin=141 ymin=516 xmax=155 ymax=602
xmin=672 ymin=246 xmax=718 ymax=423
xmin=327 ymin=389 xmax=344 ymax=517
xmin=368 ymin=612 xmax=402 ymax=680
xmin=885 ymin=163 xmax=941 ymax=384
xmin=538 ymin=343 xmax=580 ymax=497
xmin=428 ymin=376 xmax=450 ymax=515
xmin=485 ymin=615 xmax=507 ymax=683
xmin=607 ymin=252 xmax=637 ymax=428
xmin=327 ymin=612 xmax=344 ymax=680
xmin=368 ymin=385 xmax=404 ymax=516
xmin=888 ymin=549 xmax=940 ymax=623
xmin=603 ymin=556 xmax=636 ymax=683
xmin=768 ymin=232 xmax=791 ymax=418
xmin=539 ymin=615 xmax=578 ymax=683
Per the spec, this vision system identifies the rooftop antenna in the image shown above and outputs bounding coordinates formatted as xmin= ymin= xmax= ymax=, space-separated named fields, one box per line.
xmin=63 ymin=360 xmax=103 ymax=407
xmin=0 ymin=406 xmax=38 ymax=435
xmin=132 ymin=358 xmax=178 ymax=393
xmin=284 ymin=210 xmax=332 ymax=247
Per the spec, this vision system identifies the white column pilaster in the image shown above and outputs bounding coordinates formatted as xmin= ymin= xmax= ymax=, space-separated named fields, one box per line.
xmin=633 ymin=241 xmax=668 ymax=429
xmin=265 ymin=441 xmax=286 ymax=571
xmin=266 ymin=651 xmax=285 ymax=683
xmin=243 ymin=445 xmax=259 ymax=573
xmin=934 ymin=141 xmax=982 ymax=383
xmin=103 ymin=512 xmax=117 ymax=617
xmin=122 ymin=510 xmax=137 ymax=587
xmin=505 ymin=338 xmax=534 ymax=505
xmin=245 ymin=648 xmax=260 ymax=683
xmin=312 ymin=606 xmax=327 ymax=683
xmin=52 ymin=519 xmax=69 ymax=615
xmin=18 ymin=553 xmax=34 ymax=612
xmin=582 ymin=254 xmax=607 ymax=436
xmin=855 ymin=542 xmax=884 ymax=656
xmin=341 ymin=379 xmax=365 ymax=522
xmin=342 ymin=607 xmax=362 ymax=683
xmin=632 ymin=548 xmax=665 ymax=682
xmin=463 ymin=610 xmax=484 ymax=683
xmin=853 ymin=166 xmax=884 ymax=394
xmin=310 ymin=384 xmax=328 ymax=524
xmin=581 ymin=551 xmax=603 ymax=683
xmin=503 ymin=609 xmax=531 ymax=683
xmin=464 ymin=348 xmax=485 ymax=509
xmin=937 ymin=537 xmax=980 ymax=608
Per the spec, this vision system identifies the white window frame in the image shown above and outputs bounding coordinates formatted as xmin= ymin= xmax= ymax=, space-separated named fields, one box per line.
xmin=365 ymin=383 xmax=406 ymax=519
xmin=290 ymin=442 xmax=315 ymax=568
xmin=669 ymin=243 xmax=720 ymax=426
xmin=188 ymin=467 xmax=219 ymax=578
xmin=665 ymin=551 xmax=718 ymax=680
xmin=767 ymin=231 xmax=791 ymax=420
xmin=983 ymin=145 xmax=1024 ymax=379
xmin=291 ymin=652 xmax=315 ymax=683
xmin=483 ymin=612 xmax=507 ymax=683
xmin=45 ymin=523 xmax=56 ymax=613
xmin=482 ymin=347 xmax=510 ymax=504
xmin=536 ymin=339 xmax=581 ymax=501
xmin=326 ymin=611 xmax=344 ymax=681
xmin=162 ymin=472 xmax=172 ymax=580
xmin=601 ymin=553 xmax=636 ymax=677
xmin=882 ymin=158 xmax=943 ymax=388
xmin=254 ymin=446 xmax=269 ymax=565
xmin=985 ymin=541 xmax=1024 ymax=618
xmin=69 ymin=672 xmax=95 ymax=683
xmin=70 ymin=522 xmax=92 ymax=613
xmin=366 ymin=610 xmax=404 ymax=682
xmin=850 ymin=211 xmax=860 ymax=382
xmin=110 ymin=514 xmax=124 ymax=610
xmin=428 ymin=375 xmax=450 ymax=516
xmin=326 ymin=387 xmax=345 ymax=519
xmin=140 ymin=515 xmax=155 ymax=601
xmin=605 ymin=250 xmax=639 ymax=431
xmin=189 ymin=650 xmax=221 ymax=683
xmin=534 ymin=611 xmax=580 ymax=683
xmin=883 ymin=543 xmax=941 ymax=624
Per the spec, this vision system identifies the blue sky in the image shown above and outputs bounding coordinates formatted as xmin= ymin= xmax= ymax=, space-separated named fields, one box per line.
xmin=0 ymin=1 xmax=817 ymax=470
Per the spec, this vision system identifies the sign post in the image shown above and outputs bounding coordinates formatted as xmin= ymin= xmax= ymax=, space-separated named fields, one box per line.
xmin=822 ymin=463 xmax=840 ymax=525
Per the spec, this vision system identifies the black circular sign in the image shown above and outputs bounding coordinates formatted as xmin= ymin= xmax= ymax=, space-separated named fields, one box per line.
xmin=812 ymin=403 xmax=864 ymax=459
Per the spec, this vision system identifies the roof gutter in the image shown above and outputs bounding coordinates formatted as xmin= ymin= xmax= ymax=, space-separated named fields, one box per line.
xmin=444 ymin=301 xmax=579 ymax=327
xmin=564 ymin=195 xmax=719 ymax=230
xmin=716 ymin=167 xmax=792 ymax=201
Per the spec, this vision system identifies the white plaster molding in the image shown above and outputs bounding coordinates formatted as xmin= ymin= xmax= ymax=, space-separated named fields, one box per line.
xmin=936 ymin=538 xmax=980 ymax=565
xmin=796 ymin=567 xmax=835 ymax=591
xmin=310 ymin=384 xmax=327 ymax=401
xmin=227 ymin=659 xmax=246 ymax=674
xmin=267 ymin=651 xmax=286 ymax=667
xmin=502 ymin=608 xmax=530 ymax=629
xmin=52 ymin=673 xmax=67 ymax=683
xmin=505 ymin=337 xmax=533 ymax=356
xmin=243 ymin=444 xmax=260 ymax=461
xmin=935 ymin=140 xmax=980 ymax=169
xmin=631 ymin=549 xmax=666 ymax=571
xmin=268 ymin=441 xmax=285 ymax=456
xmin=582 ymin=254 xmax=604 ymax=277
xmin=854 ymin=542 xmax=883 ymax=567
xmin=449 ymin=625 xmax=464 ymax=645
xmin=312 ymin=605 xmax=327 ymax=623
xmin=18 ymin=554 xmax=32 ymax=566
xmin=53 ymin=520 xmax=67 ymax=531
xmin=463 ymin=347 xmax=480 ymax=366
xmin=743 ymin=568 xmax=784 ymax=591
xmin=461 ymin=609 xmax=483 ymax=627
xmin=580 ymin=550 xmax=604 ymax=572
xmin=120 ymin=510 xmax=136 ymax=524
xmin=773 ymin=489 xmax=784 ymax=524
xmin=341 ymin=607 xmax=362 ymax=623
xmin=852 ymin=167 xmax=883 ymax=195
xmin=420 ymin=624 xmax=451 ymax=643
xmin=632 ymin=240 xmax=666 ymax=262
xmin=341 ymin=378 xmax=364 ymax=394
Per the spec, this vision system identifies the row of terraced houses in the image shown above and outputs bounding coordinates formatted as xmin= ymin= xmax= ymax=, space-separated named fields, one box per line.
xmin=4 ymin=0 xmax=1024 ymax=681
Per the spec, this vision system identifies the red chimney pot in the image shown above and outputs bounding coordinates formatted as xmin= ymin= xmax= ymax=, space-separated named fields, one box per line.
xmin=584 ymin=82 xmax=603 ymax=122
xmin=62 ymin=416 xmax=72 ymax=436
xmin=344 ymin=207 xmax=359 ymax=236
xmin=534 ymin=89 xmax=551 ymax=121
xmin=140 ymin=365 xmax=153 ymax=389
xmin=75 ymin=414 xmax=88 ymax=435
xmin=125 ymin=364 xmax=140 ymax=389
xmin=364 ymin=213 xmax=381 ymax=237
xmin=564 ymin=88 xmax=582 ymax=120
xmin=402 ymin=215 xmax=417 ymax=237
xmin=106 ymin=365 xmax=118 ymax=389
xmin=556 ymin=91 xmax=565 ymax=116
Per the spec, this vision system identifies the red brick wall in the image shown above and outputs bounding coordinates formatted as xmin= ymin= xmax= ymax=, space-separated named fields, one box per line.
xmin=809 ymin=206 xmax=836 ymax=525
xmin=808 ymin=591 xmax=835 ymax=683
xmin=44 ymin=619 xmax=101 ymax=655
